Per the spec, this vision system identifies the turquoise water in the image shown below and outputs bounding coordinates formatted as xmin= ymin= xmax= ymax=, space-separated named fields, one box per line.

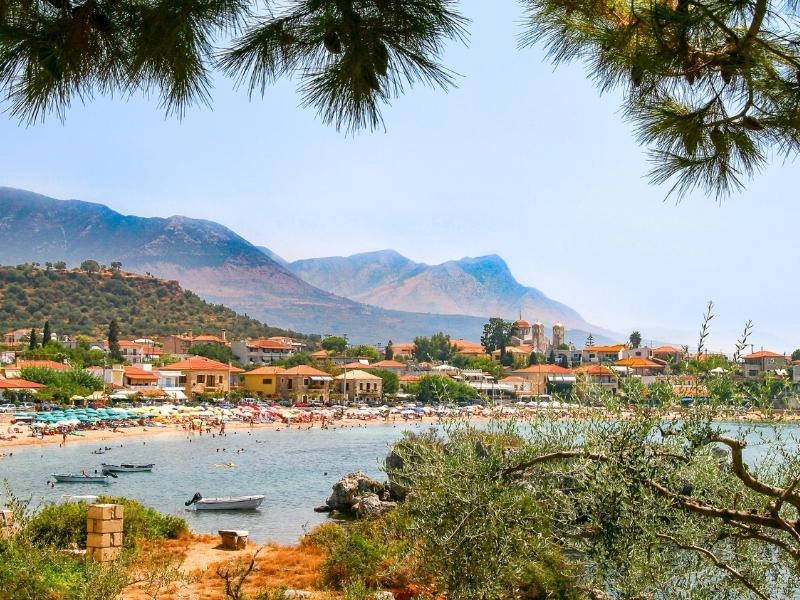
xmin=1 ymin=421 xmax=797 ymax=544
xmin=0 ymin=423 xmax=427 ymax=544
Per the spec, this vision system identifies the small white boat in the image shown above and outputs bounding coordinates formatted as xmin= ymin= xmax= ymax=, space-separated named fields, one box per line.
xmin=61 ymin=494 xmax=99 ymax=503
xmin=185 ymin=493 xmax=265 ymax=511
xmin=101 ymin=463 xmax=155 ymax=473
xmin=52 ymin=473 xmax=111 ymax=484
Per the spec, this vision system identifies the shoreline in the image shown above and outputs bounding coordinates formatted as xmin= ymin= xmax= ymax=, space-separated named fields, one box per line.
xmin=2 ymin=407 xmax=799 ymax=451
xmin=0 ymin=415 xmax=447 ymax=450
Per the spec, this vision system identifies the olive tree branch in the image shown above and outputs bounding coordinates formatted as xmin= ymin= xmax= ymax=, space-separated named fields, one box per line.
xmin=655 ymin=533 xmax=769 ymax=600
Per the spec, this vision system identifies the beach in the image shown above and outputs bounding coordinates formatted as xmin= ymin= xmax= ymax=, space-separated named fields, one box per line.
xmin=3 ymin=406 xmax=800 ymax=451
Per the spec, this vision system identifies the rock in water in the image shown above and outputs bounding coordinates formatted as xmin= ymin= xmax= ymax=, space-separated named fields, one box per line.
xmin=324 ymin=472 xmax=395 ymax=517
xmin=354 ymin=493 xmax=397 ymax=518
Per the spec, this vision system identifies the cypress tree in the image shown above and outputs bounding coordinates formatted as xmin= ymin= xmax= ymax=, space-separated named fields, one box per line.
xmin=42 ymin=321 xmax=52 ymax=345
xmin=28 ymin=328 xmax=37 ymax=350
xmin=108 ymin=319 xmax=122 ymax=362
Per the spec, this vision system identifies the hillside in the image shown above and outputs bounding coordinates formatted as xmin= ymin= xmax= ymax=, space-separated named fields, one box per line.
xmin=0 ymin=264 xmax=313 ymax=340
xmin=0 ymin=187 xmax=613 ymax=344
xmin=289 ymin=251 xmax=595 ymax=330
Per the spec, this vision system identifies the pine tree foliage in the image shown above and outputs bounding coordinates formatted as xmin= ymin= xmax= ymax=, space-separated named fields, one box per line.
xmin=219 ymin=0 xmax=467 ymax=131
xmin=519 ymin=0 xmax=800 ymax=199
xmin=0 ymin=0 xmax=465 ymax=131
xmin=1 ymin=0 xmax=798 ymax=196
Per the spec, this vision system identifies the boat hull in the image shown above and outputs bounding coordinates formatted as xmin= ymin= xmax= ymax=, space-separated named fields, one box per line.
xmin=194 ymin=495 xmax=265 ymax=510
xmin=101 ymin=463 xmax=154 ymax=472
xmin=52 ymin=474 xmax=110 ymax=484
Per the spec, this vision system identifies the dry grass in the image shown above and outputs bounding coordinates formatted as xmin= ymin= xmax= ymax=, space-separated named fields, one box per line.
xmin=121 ymin=534 xmax=328 ymax=600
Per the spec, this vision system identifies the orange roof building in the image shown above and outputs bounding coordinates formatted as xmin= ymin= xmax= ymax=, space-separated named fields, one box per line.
xmin=0 ymin=378 xmax=45 ymax=391
xmin=241 ymin=366 xmax=286 ymax=396
xmin=278 ymin=366 xmax=333 ymax=403
xmin=511 ymin=364 xmax=574 ymax=395
xmin=614 ymin=357 xmax=665 ymax=374
xmin=166 ymin=356 xmax=243 ymax=398
xmin=122 ymin=366 xmax=159 ymax=387
xmin=231 ymin=339 xmax=295 ymax=366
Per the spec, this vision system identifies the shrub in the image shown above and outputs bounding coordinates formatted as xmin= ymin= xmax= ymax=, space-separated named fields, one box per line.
xmin=24 ymin=497 xmax=188 ymax=550
xmin=98 ymin=496 xmax=188 ymax=544
xmin=26 ymin=501 xmax=88 ymax=548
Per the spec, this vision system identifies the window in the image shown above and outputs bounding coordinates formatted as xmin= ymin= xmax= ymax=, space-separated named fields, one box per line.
xmin=178 ymin=376 xmax=187 ymax=384
xmin=287 ymin=379 xmax=293 ymax=389
xmin=304 ymin=378 xmax=309 ymax=385
xmin=262 ymin=378 xmax=273 ymax=385
xmin=196 ymin=375 xmax=206 ymax=384
xmin=748 ymin=370 xmax=758 ymax=377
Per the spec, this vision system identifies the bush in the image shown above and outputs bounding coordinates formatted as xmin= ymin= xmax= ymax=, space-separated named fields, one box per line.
xmin=24 ymin=497 xmax=188 ymax=550
xmin=26 ymin=501 xmax=88 ymax=548
xmin=306 ymin=514 xmax=417 ymax=592
xmin=0 ymin=536 xmax=130 ymax=600
xmin=98 ymin=496 xmax=188 ymax=544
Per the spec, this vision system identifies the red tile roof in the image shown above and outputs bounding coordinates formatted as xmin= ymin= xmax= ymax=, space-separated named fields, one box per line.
xmin=399 ymin=375 xmax=420 ymax=382
xmin=281 ymin=365 xmax=332 ymax=377
xmin=369 ymin=360 xmax=405 ymax=368
xmin=123 ymin=366 xmax=158 ymax=381
xmin=167 ymin=356 xmax=244 ymax=372
xmin=584 ymin=344 xmax=626 ymax=353
xmin=246 ymin=339 xmax=293 ymax=350
xmin=11 ymin=360 xmax=69 ymax=371
xmin=744 ymin=351 xmax=785 ymax=360
xmin=575 ymin=365 xmax=617 ymax=377
xmin=513 ymin=365 xmax=572 ymax=375
xmin=652 ymin=345 xmax=682 ymax=354
xmin=0 ymin=378 xmax=45 ymax=389
xmin=243 ymin=366 xmax=286 ymax=376
xmin=615 ymin=357 xmax=664 ymax=369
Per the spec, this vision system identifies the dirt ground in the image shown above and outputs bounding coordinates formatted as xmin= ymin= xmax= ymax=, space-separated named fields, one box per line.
xmin=121 ymin=533 xmax=328 ymax=600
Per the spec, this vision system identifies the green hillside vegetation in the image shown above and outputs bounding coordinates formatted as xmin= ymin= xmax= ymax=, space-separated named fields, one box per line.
xmin=0 ymin=263 xmax=317 ymax=342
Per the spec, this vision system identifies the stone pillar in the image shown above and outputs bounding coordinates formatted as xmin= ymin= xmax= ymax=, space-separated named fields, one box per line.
xmin=86 ymin=503 xmax=124 ymax=562
xmin=0 ymin=509 xmax=13 ymax=538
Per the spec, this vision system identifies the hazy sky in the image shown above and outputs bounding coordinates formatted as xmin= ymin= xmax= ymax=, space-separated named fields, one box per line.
xmin=0 ymin=0 xmax=796 ymax=352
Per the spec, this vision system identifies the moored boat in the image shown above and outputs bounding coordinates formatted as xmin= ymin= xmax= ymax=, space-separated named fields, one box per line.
xmin=101 ymin=463 xmax=155 ymax=473
xmin=184 ymin=492 xmax=265 ymax=511
xmin=52 ymin=473 xmax=111 ymax=484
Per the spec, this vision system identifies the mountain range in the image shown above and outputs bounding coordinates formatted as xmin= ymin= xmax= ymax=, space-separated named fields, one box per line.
xmin=0 ymin=187 xmax=611 ymax=344
xmin=288 ymin=250 xmax=588 ymax=327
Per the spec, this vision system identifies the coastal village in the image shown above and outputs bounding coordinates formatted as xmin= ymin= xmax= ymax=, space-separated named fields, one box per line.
xmin=1 ymin=317 xmax=798 ymax=412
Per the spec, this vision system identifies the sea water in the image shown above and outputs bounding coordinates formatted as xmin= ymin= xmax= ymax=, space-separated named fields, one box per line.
xmin=1 ymin=420 xmax=797 ymax=544
xmin=0 ymin=423 xmax=422 ymax=543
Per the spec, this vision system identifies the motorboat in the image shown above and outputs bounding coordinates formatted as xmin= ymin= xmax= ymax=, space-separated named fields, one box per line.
xmin=52 ymin=473 xmax=112 ymax=484
xmin=184 ymin=492 xmax=264 ymax=511
xmin=100 ymin=463 xmax=154 ymax=473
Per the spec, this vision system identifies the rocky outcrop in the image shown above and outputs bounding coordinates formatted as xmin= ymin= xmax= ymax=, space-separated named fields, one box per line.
xmin=317 ymin=472 xmax=396 ymax=518
xmin=354 ymin=493 xmax=397 ymax=518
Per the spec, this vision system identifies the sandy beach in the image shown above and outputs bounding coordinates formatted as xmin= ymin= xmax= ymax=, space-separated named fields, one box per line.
xmin=2 ymin=407 xmax=798 ymax=452
xmin=0 ymin=413 xmax=449 ymax=450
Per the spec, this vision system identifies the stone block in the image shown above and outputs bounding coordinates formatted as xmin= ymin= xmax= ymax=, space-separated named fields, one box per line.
xmin=86 ymin=532 xmax=113 ymax=548
xmin=218 ymin=529 xmax=249 ymax=550
xmin=111 ymin=532 xmax=123 ymax=547
xmin=94 ymin=518 xmax=123 ymax=534
xmin=113 ymin=504 xmax=124 ymax=520
xmin=87 ymin=504 xmax=116 ymax=520
xmin=0 ymin=510 xmax=12 ymax=527
xmin=88 ymin=546 xmax=121 ymax=562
